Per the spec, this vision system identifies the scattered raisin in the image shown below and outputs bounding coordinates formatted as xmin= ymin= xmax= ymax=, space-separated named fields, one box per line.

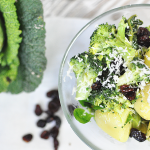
xmin=47 ymin=90 xmax=59 ymax=99
xmin=54 ymin=138 xmax=59 ymax=150
xmin=40 ymin=130 xmax=50 ymax=139
xmin=68 ymin=104 xmax=76 ymax=116
xmin=22 ymin=134 xmax=33 ymax=142
xmin=91 ymin=81 xmax=102 ymax=90
xmin=130 ymin=128 xmax=146 ymax=142
xmin=46 ymin=115 xmax=54 ymax=123
xmin=49 ymin=126 xmax=59 ymax=138
xmin=54 ymin=116 xmax=61 ymax=128
xmin=48 ymin=100 xmax=60 ymax=113
xmin=37 ymin=119 xmax=47 ymax=128
xmin=45 ymin=110 xmax=53 ymax=116
xmin=35 ymin=104 xmax=43 ymax=116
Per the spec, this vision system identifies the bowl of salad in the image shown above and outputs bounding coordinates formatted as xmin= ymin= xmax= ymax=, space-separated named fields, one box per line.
xmin=58 ymin=4 xmax=150 ymax=150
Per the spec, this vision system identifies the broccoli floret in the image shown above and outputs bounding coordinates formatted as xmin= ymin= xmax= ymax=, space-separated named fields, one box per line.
xmin=70 ymin=52 xmax=104 ymax=100
xmin=89 ymin=18 xmax=138 ymax=67
xmin=89 ymin=23 xmax=116 ymax=54
xmin=117 ymin=57 xmax=150 ymax=86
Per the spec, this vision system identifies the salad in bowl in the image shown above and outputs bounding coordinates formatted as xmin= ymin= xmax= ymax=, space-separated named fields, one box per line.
xmin=70 ymin=14 xmax=150 ymax=142
xmin=59 ymin=4 xmax=150 ymax=150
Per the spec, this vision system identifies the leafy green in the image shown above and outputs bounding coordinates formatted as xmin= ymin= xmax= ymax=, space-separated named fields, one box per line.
xmin=0 ymin=0 xmax=22 ymax=92
xmin=79 ymin=100 xmax=105 ymax=110
xmin=125 ymin=112 xmax=141 ymax=128
xmin=7 ymin=0 xmax=46 ymax=93
xmin=0 ymin=16 xmax=4 ymax=51
xmin=73 ymin=108 xmax=94 ymax=124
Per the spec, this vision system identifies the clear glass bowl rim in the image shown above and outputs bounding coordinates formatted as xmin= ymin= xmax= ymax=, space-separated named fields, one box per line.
xmin=58 ymin=4 xmax=150 ymax=150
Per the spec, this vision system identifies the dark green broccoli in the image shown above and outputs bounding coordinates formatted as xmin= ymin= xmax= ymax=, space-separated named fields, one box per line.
xmin=70 ymin=52 xmax=105 ymax=100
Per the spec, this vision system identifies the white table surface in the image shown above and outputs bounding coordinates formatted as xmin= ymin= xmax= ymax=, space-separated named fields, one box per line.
xmin=0 ymin=17 xmax=92 ymax=150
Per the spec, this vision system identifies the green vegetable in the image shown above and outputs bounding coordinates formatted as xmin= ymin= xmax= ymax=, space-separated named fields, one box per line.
xmin=0 ymin=0 xmax=22 ymax=92
xmin=126 ymin=15 xmax=143 ymax=49
xmin=73 ymin=108 xmax=94 ymax=124
xmin=0 ymin=0 xmax=46 ymax=93
xmin=89 ymin=23 xmax=116 ymax=54
xmin=117 ymin=57 xmax=150 ymax=86
xmin=70 ymin=52 xmax=103 ymax=100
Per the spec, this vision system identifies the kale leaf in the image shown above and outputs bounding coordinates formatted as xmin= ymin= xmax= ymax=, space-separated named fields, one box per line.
xmin=7 ymin=0 xmax=46 ymax=93
xmin=0 ymin=0 xmax=22 ymax=92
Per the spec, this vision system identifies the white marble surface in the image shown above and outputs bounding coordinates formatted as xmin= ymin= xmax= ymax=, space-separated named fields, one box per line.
xmin=0 ymin=17 xmax=91 ymax=150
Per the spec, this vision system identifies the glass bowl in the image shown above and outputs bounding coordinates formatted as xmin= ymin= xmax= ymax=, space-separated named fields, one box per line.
xmin=58 ymin=4 xmax=150 ymax=150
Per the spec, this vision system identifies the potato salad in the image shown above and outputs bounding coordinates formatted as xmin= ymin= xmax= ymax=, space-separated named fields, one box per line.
xmin=69 ymin=15 xmax=150 ymax=142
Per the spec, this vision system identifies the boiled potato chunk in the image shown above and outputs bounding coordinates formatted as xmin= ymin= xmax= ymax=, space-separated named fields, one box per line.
xmin=146 ymin=122 xmax=150 ymax=141
xmin=134 ymin=83 xmax=150 ymax=120
xmin=95 ymin=108 xmax=132 ymax=142
xmin=144 ymin=49 xmax=150 ymax=68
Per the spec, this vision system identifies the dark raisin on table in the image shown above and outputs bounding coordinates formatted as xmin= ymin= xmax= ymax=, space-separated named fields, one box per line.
xmin=54 ymin=116 xmax=61 ymax=128
xmin=46 ymin=115 xmax=54 ymax=123
xmin=45 ymin=110 xmax=53 ymax=116
xmin=35 ymin=104 xmax=43 ymax=116
xmin=22 ymin=134 xmax=33 ymax=142
xmin=37 ymin=119 xmax=47 ymax=128
xmin=47 ymin=90 xmax=59 ymax=99
xmin=49 ymin=126 xmax=59 ymax=138
xmin=54 ymin=138 xmax=59 ymax=150
xmin=40 ymin=130 xmax=50 ymax=139
xmin=130 ymin=128 xmax=146 ymax=142
xmin=48 ymin=100 xmax=60 ymax=113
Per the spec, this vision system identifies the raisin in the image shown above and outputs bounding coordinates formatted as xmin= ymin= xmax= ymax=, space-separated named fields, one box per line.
xmin=35 ymin=104 xmax=43 ymax=116
xmin=49 ymin=126 xmax=59 ymax=138
xmin=22 ymin=134 xmax=33 ymax=142
xmin=68 ymin=104 xmax=76 ymax=116
xmin=54 ymin=116 xmax=61 ymax=128
xmin=130 ymin=128 xmax=146 ymax=142
xmin=37 ymin=119 xmax=47 ymax=128
xmin=54 ymin=138 xmax=59 ymax=150
xmin=120 ymin=85 xmax=137 ymax=100
xmin=138 ymin=35 xmax=149 ymax=46
xmin=137 ymin=27 xmax=149 ymax=36
xmin=47 ymin=90 xmax=59 ymax=99
xmin=91 ymin=81 xmax=101 ymax=90
xmin=45 ymin=110 xmax=53 ymax=116
xmin=40 ymin=130 xmax=50 ymax=139
xmin=120 ymin=85 xmax=135 ymax=93
xmin=48 ymin=100 xmax=60 ymax=113
xmin=123 ymin=91 xmax=136 ymax=101
xmin=46 ymin=115 xmax=54 ymax=123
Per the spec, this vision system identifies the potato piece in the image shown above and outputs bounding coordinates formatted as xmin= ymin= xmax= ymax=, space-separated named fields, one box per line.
xmin=144 ymin=49 xmax=150 ymax=68
xmin=95 ymin=108 xmax=132 ymax=142
xmin=146 ymin=122 xmax=150 ymax=141
xmin=134 ymin=83 xmax=150 ymax=120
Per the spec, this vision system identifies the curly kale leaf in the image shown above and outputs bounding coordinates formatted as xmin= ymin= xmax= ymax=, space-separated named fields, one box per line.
xmin=7 ymin=0 xmax=46 ymax=93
